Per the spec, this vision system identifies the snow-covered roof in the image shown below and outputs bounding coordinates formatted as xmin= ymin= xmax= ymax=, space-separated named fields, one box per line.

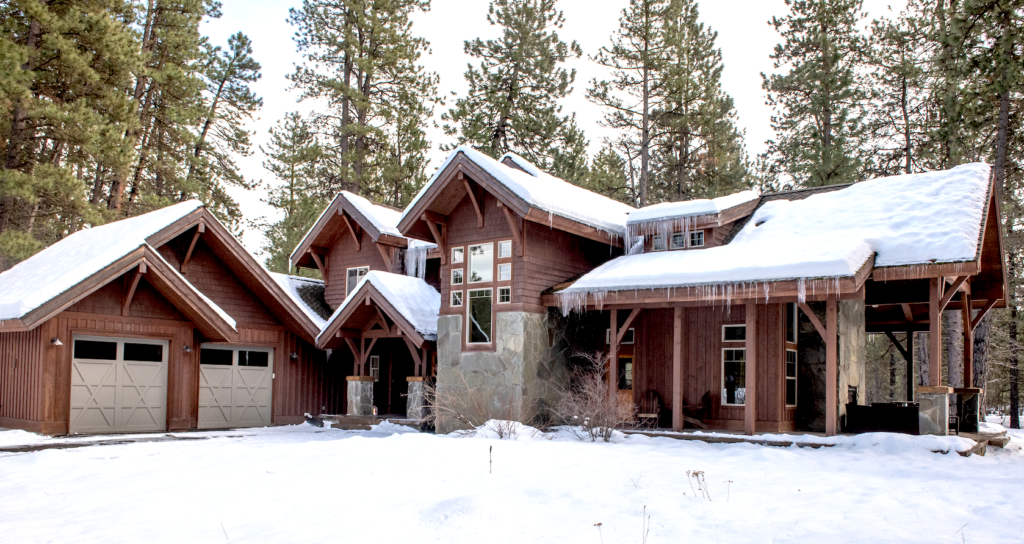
xmin=627 ymin=191 xmax=759 ymax=226
xmin=401 ymin=146 xmax=635 ymax=236
xmin=560 ymin=163 xmax=992 ymax=302
xmin=317 ymin=271 xmax=440 ymax=344
xmin=269 ymin=273 xmax=330 ymax=329
xmin=0 ymin=201 xmax=219 ymax=322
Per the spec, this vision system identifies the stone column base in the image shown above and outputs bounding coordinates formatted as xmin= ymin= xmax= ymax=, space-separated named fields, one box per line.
xmin=406 ymin=378 xmax=425 ymax=421
xmin=917 ymin=387 xmax=951 ymax=436
xmin=347 ymin=376 xmax=374 ymax=416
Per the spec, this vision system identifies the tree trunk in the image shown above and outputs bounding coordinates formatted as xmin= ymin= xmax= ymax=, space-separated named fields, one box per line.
xmin=889 ymin=349 xmax=897 ymax=401
xmin=1011 ymin=306 xmax=1020 ymax=429
xmin=917 ymin=331 xmax=929 ymax=386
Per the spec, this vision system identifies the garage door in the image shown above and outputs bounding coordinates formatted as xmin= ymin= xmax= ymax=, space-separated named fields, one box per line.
xmin=70 ymin=336 xmax=168 ymax=434
xmin=198 ymin=345 xmax=273 ymax=429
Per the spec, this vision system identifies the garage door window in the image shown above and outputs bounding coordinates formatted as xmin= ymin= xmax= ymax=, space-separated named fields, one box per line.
xmin=74 ymin=339 xmax=117 ymax=360
xmin=240 ymin=350 xmax=269 ymax=367
xmin=200 ymin=348 xmax=233 ymax=365
xmin=124 ymin=342 xmax=163 ymax=362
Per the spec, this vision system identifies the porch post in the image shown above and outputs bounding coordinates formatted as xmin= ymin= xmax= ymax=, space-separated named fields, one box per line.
xmin=744 ymin=301 xmax=757 ymax=436
xmin=609 ymin=309 xmax=618 ymax=403
xmin=672 ymin=306 xmax=683 ymax=431
xmin=825 ymin=297 xmax=838 ymax=436
xmin=928 ymin=278 xmax=942 ymax=387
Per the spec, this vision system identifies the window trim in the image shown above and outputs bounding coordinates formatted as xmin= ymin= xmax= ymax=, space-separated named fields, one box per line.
xmin=670 ymin=232 xmax=686 ymax=250
xmin=451 ymin=246 xmax=464 ymax=264
xmin=651 ymin=234 xmax=666 ymax=252
xmin=468 ymin=242 xmax=494 ymax=284
xmin=689 ymin=230 xmax=706 ymax=248
xmin=346 ymin=265 xmax=370 ymax=296
xmin=722 ymin=324 xmax=746 ymax=342
xmin=450 ymin=290 xmax=463 ymax=307
xmin=369 ymin=355 xmax=380 ymax=382
xmin=451 ymin=268 xmax=464 ymax=285
xmin=617 ymin=354 xmax=634 ymax=391
xmin=605 ymin=328 xmax=635 ymax=345
xmin=466 ymin=288 xmax=493 ymax=345
xmin=721 ymin=347 xmax=746 ymax=406
xmin=498 ymin=240 xmax=512 ymax=259
xmin=498 ymin=263 xmax=511 ymax=281
xmin=497 ymin=286 xmax=511 ymax=304
xmin=786 ymin=349 xmax=798 ymax=407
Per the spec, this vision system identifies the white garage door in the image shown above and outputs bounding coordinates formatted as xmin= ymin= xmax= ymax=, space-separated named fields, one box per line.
xmin=70 ymin=336 xmax=168 ymax=434
xmin=198 ymin=345 xmax=273 ymax=429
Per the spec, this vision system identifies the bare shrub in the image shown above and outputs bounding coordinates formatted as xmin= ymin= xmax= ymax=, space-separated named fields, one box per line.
xmin=553 ymin=352 xmax=636 ymax=442
xmin=421 ymin=369 xmax=535 ymax=438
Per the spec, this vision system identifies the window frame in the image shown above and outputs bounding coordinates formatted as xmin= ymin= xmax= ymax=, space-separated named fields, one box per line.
xmin=721 ymin=347 xmax=747 ymax=406
xmin=451 ymin=247 xmax=464 ymax=264
xmin=497 ymin=286 xmax=511 ymax=304
xmin=786 ymin=349 xmax=798 ymax=407
xmin=722 ymin=324 xmax=746 ymax=342
xmin=689 ymin=230 xmax=705 ymax=248
xmin=468 ymin=242 xmax=494 ymax=283
xmin=786 ymin=302 xmax=798 ymax=344
xmin=498 ymin=263 xmax=511 ymax=281
xmin=498 ymin=240 xmax=512 ymax=258
xmin=605 ymin=328 xmax=635 ymax=345
xmin=466 ymin=288 xmax=493 ymax=345
xmin=651 ymin=234 xmax=667 ymax=251
xmin=369 ymin=355 xmax=380 ymax=382
xmin=669 ymin=232 xmax=686 ymax=250
xmin=346 ymin=265 xmax=370 ymax=296
xmin=450 ymin=290 xmax=463 ymax=307
xmin=451 ymin=268 xmax=464 ymax=285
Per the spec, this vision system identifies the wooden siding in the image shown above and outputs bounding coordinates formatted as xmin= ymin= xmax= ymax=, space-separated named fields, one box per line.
xmin=0 ymin=326 xmax=48 ymax=431
xmin=632 ymin=304 xmax=793 ymax=429
xmin=323 ymin=227 xmax=391 ymax=308
xmin=68 ymin=277 xmax=188 ymax=321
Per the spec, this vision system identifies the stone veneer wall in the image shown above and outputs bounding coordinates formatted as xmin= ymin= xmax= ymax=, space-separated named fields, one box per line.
xmin=795 ymin=299 xmax=867 ymax=432
xmin=435 ymin=312 xmax=567 ymax=433
xmin=838 ymin=299 xmax=867 ymax=423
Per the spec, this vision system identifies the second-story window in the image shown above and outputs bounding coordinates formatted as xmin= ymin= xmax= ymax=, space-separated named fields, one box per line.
xmin=498 ymin=263 xmax=511 ymax=281
xmin=499 ymin=240 xmax=512 ymax=258
xmin=346 ymin=266 xmax=369 ymax=296
xmin=652 ymin=234 xmax=666 ymax=251
xmin=469 ymin=243 xmax=493 ymax=282
xmin=452 ymin=247 xmax=464 ymax=264
xmin=670 ymin=232 xmax=686 ymax=250
xmin=451 ymin=269 xmax=464 ymax=285
xmin=690 ymin=231 xmax=705 ymax=248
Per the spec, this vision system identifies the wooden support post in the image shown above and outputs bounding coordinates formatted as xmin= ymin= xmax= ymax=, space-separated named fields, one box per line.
xmin=928 ymin=277 xmax=942 ymax=387
xmin=672 ymin=306 xmax=683 ymax=431
xmin=344 ymin=337 xmax=361 ymax=376
xmin=744 ymin=302 xmax=758 ymax=435
xmin=825 ymin=297 xmax=838 ymax=436
xmin=906 ymin=332 xmax=915 ymax=401
xmin=608 ymin=309 xmax=618 ymax=404
xmin=403 ymin=337 xmax=423 ymax=377
xmin=616 ymin=308 xmax=641 ymax=346
xmin=962 ymin=290 xmax=973 ymax=388
xmin=180 ymin=222 xmax=204 ymax=274
xmin=901 ymin=303 xmax=914 ymax=323
xmin=972 ymin=299 xmax=997 ymax=331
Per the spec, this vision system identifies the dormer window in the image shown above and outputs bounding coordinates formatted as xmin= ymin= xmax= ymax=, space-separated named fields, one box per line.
xmin=670 ymin=232 xmax=686 ymax=250
xmin=689 ymin=231 xmax=705 ymax=248
xmin=652 ymin=234 xmax=666 ymax=251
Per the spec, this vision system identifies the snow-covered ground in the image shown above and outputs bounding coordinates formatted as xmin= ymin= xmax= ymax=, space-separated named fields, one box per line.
xmin=0 ymin=421 xmax=1021 ymax=543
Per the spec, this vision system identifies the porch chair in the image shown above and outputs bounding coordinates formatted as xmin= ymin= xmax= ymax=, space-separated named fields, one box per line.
xmin=637 ymin=390 xmax=662 ymax=428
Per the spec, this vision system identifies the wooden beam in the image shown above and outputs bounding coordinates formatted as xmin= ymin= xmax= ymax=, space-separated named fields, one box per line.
xmin=798 ymin=302 xmax=827 ymax=339
xmin=180 ymin=222 xmax=204 ymax=274
xmin=939 ymin=275 xmax=968 ymax=311
xmin=309 ymin=251 xmax=328 ymax=279
xmin=615 ymin=308 xmax=641 ymax=347
xmin=461 ymin=173 xmax=484 ymax=228
xmin=339 ymin=213 xmax=361 ymax=251
xmin=928 ymin=277 xmax=942 ymax=387
xmin=498 ymin=202 xmax=523 ymax=256
xmin=745 ymin=301 xmax=757 ymax=436
xmin=344 ymin=337 xmax=361 ymax=376
xmin=608 ymin=309 xmax=618 ymax=404
xmin=825 ymin=297 xmax=838 ymax=436
xmin=901 ymin=303 xmax=914 ymax=323
xmin=376 ymin=243 xmax=394 ymax=272
xmin=672 ymin=306 xmax=682 ymax=432
xmin=403 ymin=336 xmax=423 ymax=377
xmin=375 ymin=305 xmax=389 ymax=331
xmin=122 ymin=263 xmax=147 ymax=317
xmin=971 ymin=299 xmax=997 ymax=332
xmin=423 ymin=214 xmax=446 ymax=265
xmin=884 ymin=331 xmax=910 ymax=362
xmin=363 ymin=337 xmax=378 ymax=374
xmin=962 ymin=290 xmax=974 ymax=388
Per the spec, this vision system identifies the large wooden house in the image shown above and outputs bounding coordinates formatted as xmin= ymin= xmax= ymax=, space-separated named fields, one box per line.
xmin=0 ymin=148 xmax=1006 ymax=438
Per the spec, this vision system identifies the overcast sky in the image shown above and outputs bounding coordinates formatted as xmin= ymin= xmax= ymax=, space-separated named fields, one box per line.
xmin=201 ymin=0 xmax=907 ymax=255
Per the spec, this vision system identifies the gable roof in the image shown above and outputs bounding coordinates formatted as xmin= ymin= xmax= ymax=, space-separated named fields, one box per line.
xmin=290 ymin=191 xmax=435 ymax=270
xmin=626 ymin=190 xmax=760 ymax=239
xmin=557 ymin=163 xmax=996 ymax=309
xmin=317 ymin=271 xmax=440 ymax=349
xmin=397 ymin=146 xmax=635 ymax=245
xmin=269 ymin=273 xmax=332 ymax=329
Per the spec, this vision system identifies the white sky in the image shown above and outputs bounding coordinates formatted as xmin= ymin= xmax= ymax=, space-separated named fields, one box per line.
xmin=201 ymin=0 xmax=907 ymax=255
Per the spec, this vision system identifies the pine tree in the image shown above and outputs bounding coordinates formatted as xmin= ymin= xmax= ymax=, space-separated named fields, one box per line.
xmin=580 ymin=144 xmax=638 ymax=206
xmin=760 ymin=0 xmax=868 ymax=187
xmin=587 ymin=0 xmax=671 ymax=206
xmin=254 ymin=112 xmax=325 ymax=276
xmin=443 ymin=0 xmax=583 ymax=167
xmin=289 ymin=0 xmax=438 ymax=200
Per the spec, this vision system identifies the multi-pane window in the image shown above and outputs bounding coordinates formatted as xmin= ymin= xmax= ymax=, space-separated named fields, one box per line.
xmin=722 ymin=324 xmax=746 ymax=342
xmin=605 ymin=328 xmax=635 ymax=344
xmin=652 ymin=234 xmax=666 ymax=251
xmin=499 ymin=240 xmax=512 ymax=258
xmin=369 ymin=355 xmax=380 ymax=382
xmin=618 ymin=356 xmax=633 ymax=390
xmin=722 ymin=349 xmax=746 ymax=405
xmin=670 ymin=232 xmax=686 ymax=249
xmin=451 ymin=247 xmax=464 ymax=264
xmin=469 ymin=243 xmax=493 ymax=282
xmin=498 ymin=263 xmax=511 ymax=281
xmin=690 ymin=231 xmax=705 ymax=247
xmin=451 ymin=290 xmax=463 ymax=307
xmin=451 ymin=269 xmax=464 ymax=285
xmin=786 ymin=349 xmax=798 ymax=406
xmin=346 ymin=266 xmax=369 ymax=296
xmin=468 ymin=289 xmax=492 ymax=344
xmin=498 ymin=286 xmax=511 ymax=304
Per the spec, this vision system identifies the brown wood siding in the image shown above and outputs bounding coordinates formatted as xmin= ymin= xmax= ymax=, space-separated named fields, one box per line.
xmin=160 ymin=241 xmax=279 ymax=327
xmin=273 ymin=330 xmax=348 ymax=421
xmin=0 ymin=327 xmax=46 ymax=427
xmin=323 ymin=228 xmax=390 ymax=309
xmin=68 ymin=277 xmax=188 ymax=321
xmin=633 ymin=304 xmax=789 ymax=426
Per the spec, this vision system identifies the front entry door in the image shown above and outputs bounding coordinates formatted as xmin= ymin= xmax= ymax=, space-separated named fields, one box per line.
xmin=198 ymin=345 xmax=273 ymax=429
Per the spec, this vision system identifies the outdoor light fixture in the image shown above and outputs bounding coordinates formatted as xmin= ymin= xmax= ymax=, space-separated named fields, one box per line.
xmin=50 ymin=337 xmax=63 ymax=346
xmin=183 ymin=345 xmax=193 ymax=353
xmin=290 ymin=352 xmax=298 ymax=360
